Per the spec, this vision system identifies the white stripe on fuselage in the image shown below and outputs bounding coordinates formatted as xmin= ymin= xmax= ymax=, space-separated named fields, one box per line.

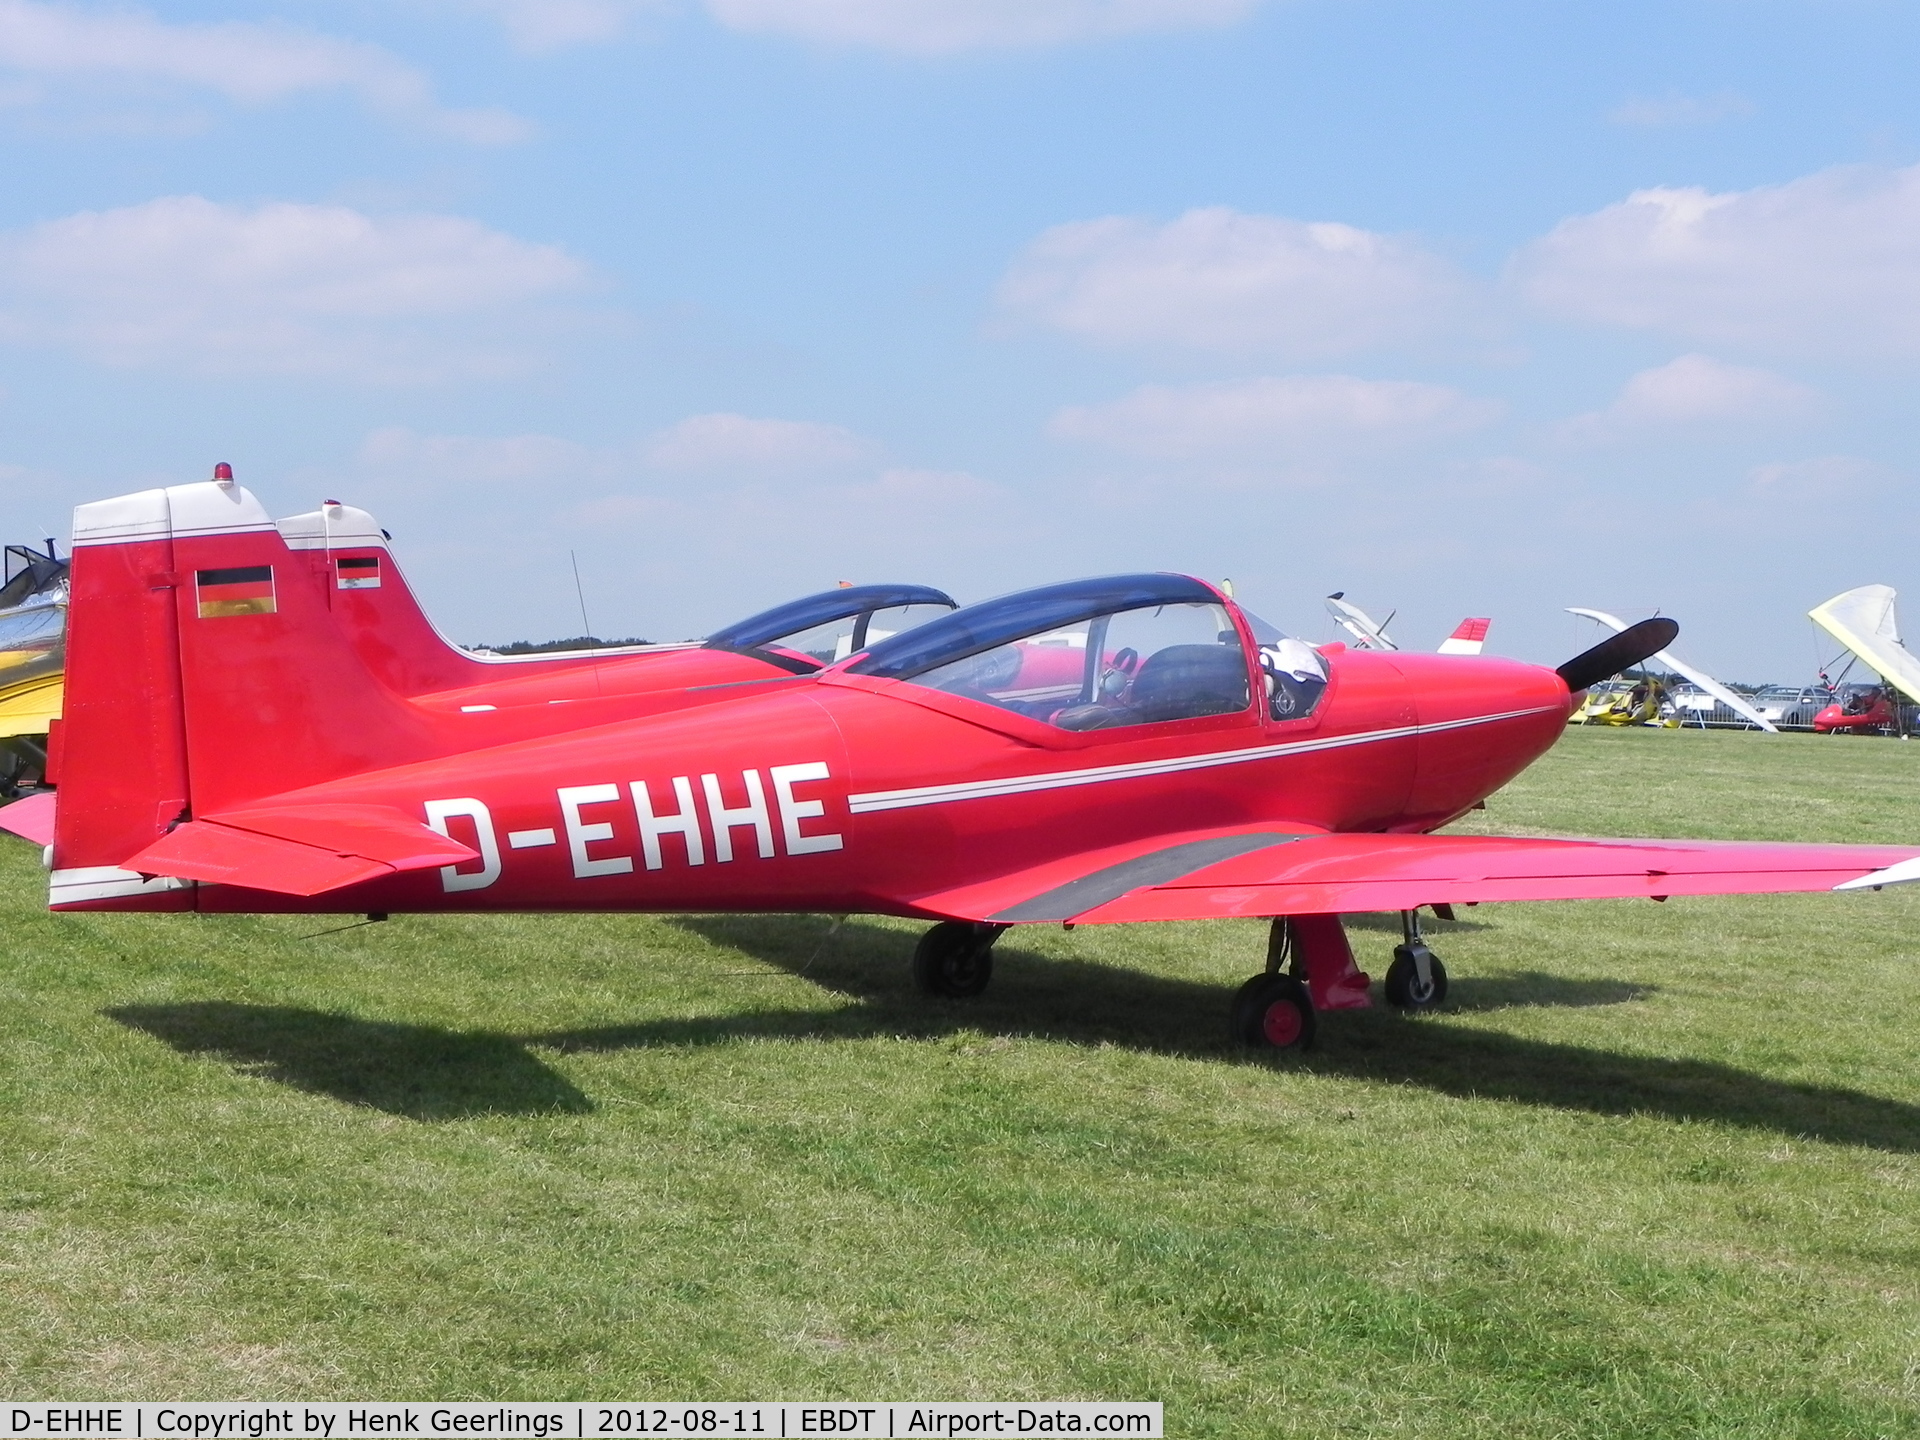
xmin=845 ymin=704 xmax=1560 ymax=815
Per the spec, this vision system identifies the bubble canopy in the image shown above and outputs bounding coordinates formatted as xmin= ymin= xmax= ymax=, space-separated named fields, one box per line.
xmin=706 ymin=583 xmax=956 ymax=652
xmin=846 ymin=573 xmax=1227 ymax=682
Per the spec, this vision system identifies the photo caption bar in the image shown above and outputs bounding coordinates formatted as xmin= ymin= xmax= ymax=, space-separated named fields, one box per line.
xmin=2 ymin=1405 xmax=1161 ymax=1440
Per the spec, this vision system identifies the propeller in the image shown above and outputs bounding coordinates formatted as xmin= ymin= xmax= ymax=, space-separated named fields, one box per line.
xmin=1557 ymin=617 xmax=1679 ymax=694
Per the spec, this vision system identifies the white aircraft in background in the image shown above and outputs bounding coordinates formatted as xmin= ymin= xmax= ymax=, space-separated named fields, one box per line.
xmin=1324 ymin=593 xmax=1491 ymax=655
xmin=1808 ymin=585 xmax=1920 ymax=706
xmin=1565 ymin=607 xmax=1776 ymax=733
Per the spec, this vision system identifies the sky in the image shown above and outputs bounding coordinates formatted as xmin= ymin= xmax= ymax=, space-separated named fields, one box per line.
xmin=3 ymin=0 xmax=1918 ymax=681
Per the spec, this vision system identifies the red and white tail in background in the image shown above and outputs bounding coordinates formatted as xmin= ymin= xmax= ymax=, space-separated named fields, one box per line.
xmin=1437 ymin=618 xmax=1492 ymax=656
xmin=1327 ymin=593 xmax=1492 ymax=655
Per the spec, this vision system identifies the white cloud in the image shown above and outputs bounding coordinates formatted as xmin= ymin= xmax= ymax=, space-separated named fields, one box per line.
xmin=0 ymin=196 xmax=592 ymax=382
xmin=1049 ymin=374 xmax=1502 ymax=457
xmin=1513 ymin=163 xmax=1920 ymax=357
xmin=1609 ymin=90 xmax=1752 ymax=128
xmin=704 ymin=0 xmax=1258 ymax=53
xmin=0 ymin=0 xmax=526 ymax=142
xmin=644 ymin=413 xmax=876 ymax=473
xmin=1562 ymin=354 xmax=1823 ymax=440
xmin=998 ymin=207 xmax=1472 ymax=357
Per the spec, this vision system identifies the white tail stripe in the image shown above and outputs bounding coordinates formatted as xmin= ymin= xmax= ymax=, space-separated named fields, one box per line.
xmin=847 ymin=705 xmax=1558 ymax=815
xmin=49 ymin=866 xmax=191 ymax=904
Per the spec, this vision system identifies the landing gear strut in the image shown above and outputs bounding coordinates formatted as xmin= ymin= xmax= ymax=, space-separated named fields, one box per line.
xmin=912 ymin=921 xmax=1005 ymax=997
xmin=1229 ymin=919 xmax=1317 ymax=1051
xmin=1384 ymin=908 xmax=1449 ymax=1011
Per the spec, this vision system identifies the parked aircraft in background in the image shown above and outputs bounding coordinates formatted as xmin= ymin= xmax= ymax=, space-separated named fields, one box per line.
xmin=36 ymin=474 xmax=1920 ymax=1054
xmin=0 ymin=539 xmax=68 ymax=795
xmin=1565 ymin=608 xmax=1776 ymax=732
xmin=1324 ymin=593 xmax=1491 ymax=655
xmin=1809 ymin=585 xmax=1920 ymax=714
xmin=1814 ymin=686 xmax=1899 ymax=736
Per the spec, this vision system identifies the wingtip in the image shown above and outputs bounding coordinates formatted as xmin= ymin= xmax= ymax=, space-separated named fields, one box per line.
xmin=1835 ymin=855 xmax=1920 ymax=891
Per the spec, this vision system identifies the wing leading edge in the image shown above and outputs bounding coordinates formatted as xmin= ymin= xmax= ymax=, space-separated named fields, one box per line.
xmin=920 ymin=829 xmax=1920 ymax=926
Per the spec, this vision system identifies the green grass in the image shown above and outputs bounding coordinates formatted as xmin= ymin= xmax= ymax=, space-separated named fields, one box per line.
xmin=4 ymin=725 xmax=1920 ymax=1435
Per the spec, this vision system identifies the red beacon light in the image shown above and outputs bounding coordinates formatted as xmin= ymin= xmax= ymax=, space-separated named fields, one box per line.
xmin=212 ymin=462 xmax=234 ymax=486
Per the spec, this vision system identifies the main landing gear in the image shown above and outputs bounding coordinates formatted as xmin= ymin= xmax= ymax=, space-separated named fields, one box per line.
xmin=1233 ymin=909 xmax=1451 ymax=1048
xmin=912 ymin=921 xmax=1006 ymax=997
xmin=1384 ymin=908 xmax=1449 ymax=1011
xmin=1231 ymin=918 xmax=1320 ymax=1051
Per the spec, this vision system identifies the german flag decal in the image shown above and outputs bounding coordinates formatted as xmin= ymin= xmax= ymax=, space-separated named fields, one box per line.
xmin=196 ymin=565 xmax=276 ymax=618
xmin=335 ymin=555 xmax=382 ymax=590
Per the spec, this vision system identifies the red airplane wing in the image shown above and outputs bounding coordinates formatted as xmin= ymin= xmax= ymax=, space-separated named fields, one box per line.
xmin=123 ymin=804 xmax=478 ymax=897
xmin=927 ymin=830 xmax=1920 ymax=925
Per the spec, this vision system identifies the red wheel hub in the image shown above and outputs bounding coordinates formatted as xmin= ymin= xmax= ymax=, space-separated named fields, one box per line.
xmin=1261 ymin=997 xmax=1303 ymax=1047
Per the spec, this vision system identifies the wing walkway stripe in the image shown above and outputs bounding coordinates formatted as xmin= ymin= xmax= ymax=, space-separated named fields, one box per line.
xmin=846 ymin=705 xmax=1559 ymax=814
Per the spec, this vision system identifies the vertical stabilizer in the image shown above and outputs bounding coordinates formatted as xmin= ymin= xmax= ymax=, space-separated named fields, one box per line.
xmin=1437 ymin=618 xmax=1491 ymax=655
xmin=276 ymin=501 xmax=497 ymax=695
xmin=276 ymin=501 xmax=625 ymax=696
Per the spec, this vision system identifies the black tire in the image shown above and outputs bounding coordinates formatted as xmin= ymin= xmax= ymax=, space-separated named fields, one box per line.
xmin=912 ymin=921 xmax=997 ymax=997
xmin=1384 ymin=945 xmax=1449 ymax=1010
xmin=1230 ymin=973 xmax=1316 ymax=1050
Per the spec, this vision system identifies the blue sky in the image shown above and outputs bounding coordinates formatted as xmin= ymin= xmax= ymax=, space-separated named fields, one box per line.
xmin=4 ymin=0 xmax=1917 ymax=681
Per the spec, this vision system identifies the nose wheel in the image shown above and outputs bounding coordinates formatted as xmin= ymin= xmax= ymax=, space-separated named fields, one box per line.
xmin=1384 ymin=909 xmax=1449 ymax=1010
xmin=912 ymin=921 xmax=1005 ymax=997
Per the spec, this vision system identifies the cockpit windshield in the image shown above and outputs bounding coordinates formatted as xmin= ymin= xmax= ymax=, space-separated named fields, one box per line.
xmin=847 ymin=574 xmax=1261 ymax=731
xmin=705 ymin=583 xmax=957 ymax=674
xmin=0 ymin=543 xmax=66 ymax=613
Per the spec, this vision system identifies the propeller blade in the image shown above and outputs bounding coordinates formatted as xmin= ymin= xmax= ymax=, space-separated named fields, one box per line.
xmin=1557 ymin=617 xmax=1679 ymax=693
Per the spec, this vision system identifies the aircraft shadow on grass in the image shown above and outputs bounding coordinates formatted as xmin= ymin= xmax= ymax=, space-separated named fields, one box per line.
xmin=103 ymin=916 xmax=1920 ymax=1152
xmin=106 ymin=1001 xmax=593 ymax=1121
xmin=530 ymin=914 xmax=1919 ymax=1154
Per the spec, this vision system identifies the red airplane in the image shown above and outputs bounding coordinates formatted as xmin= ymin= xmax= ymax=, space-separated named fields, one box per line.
xmin=40 ymin=475 xmax=1920 ymax=1050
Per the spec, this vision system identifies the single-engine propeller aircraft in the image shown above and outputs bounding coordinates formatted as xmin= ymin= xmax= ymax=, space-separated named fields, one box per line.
xmin=40 ymin=475 xmax=1920 ymax=1051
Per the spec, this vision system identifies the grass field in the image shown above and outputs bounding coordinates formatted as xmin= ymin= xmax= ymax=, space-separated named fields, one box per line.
xmin=4 ymin=725 xmax=1920 ymax=1435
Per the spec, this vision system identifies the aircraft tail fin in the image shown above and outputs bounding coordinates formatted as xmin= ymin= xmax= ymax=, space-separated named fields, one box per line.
xmin=276 ymin=501 xmax=504 ymax=696
xmin=53 ymin=476 xmax=439 ymax=906
xmin=1436 ymin=617 xmax=1491 ymax=655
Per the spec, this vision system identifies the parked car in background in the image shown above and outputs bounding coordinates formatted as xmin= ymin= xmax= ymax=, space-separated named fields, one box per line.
xmin=1749 ymin=685 xmax=1829 ymax=730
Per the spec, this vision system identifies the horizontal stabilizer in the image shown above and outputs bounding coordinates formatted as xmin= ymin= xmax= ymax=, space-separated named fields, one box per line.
xmin=124 ymin=803 xmax=477 ymax=897
xmin=923 ymin=828 xmax=1920 ymax=926
xmin=0 ymin=791 xmax=56 ymax=846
